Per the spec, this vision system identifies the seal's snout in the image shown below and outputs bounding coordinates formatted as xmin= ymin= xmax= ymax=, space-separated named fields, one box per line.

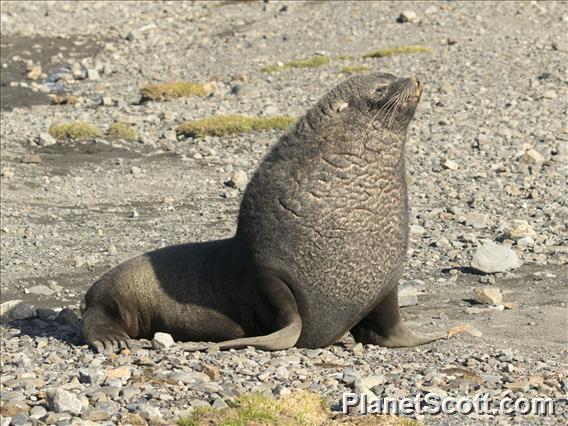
xmin=407 ymin=77 xmax=422 ymax=99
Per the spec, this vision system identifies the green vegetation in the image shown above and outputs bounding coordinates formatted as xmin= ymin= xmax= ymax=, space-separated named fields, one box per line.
xmin=176 ymin=114 xmax=296 ymax=138
xmin=363 ymin=45 xmax=432 ymax=58
xmin=177 ymin=391 xmax=327 ymax=426
xmin=341 ymin=64 xmax=370 ymax=74
xmin=107 ymin=122 xmax=138 ymax=141
xmin=261 ymin=55 xmax=331 ymax=73
xmin=48 ymin=122 xmax=102 ymax=141
xmin=140 ymin=81 xmax=215 ymax=101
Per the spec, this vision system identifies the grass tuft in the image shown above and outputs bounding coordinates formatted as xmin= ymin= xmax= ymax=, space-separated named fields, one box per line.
xmin=341 ymin=65 xmax=370 ymax=74
xmin=140 ymin=81 xmax=216 ymax=101
xmin=176 ymin=114 xmax=296 ymax=138
xmin=261 ymin=55 xmax=331 ymax=73
xmin=48 ymin=122 xmax=102 ymax=141
xmin=363 ymin=45 xmax=433 ymax=58
xmin=107 ymin=122 xmax=138 ymax=141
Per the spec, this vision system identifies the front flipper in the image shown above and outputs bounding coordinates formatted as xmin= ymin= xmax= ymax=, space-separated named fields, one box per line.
xmin=187 ymin=273 xmax=302 ymax=352
xmin=350 ymin=279 xmax=446 ymax=348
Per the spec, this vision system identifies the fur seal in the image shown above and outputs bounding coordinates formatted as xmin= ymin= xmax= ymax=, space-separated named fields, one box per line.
xmin=81 ymin=72 xmax=446 ymax=353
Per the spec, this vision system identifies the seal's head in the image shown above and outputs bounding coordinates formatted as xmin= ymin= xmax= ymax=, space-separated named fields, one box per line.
xmin=328 ymin=72 xmax=423 ymax=132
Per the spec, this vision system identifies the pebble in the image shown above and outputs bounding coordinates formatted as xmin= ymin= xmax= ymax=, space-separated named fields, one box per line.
xmin=26 ymin=285 xmax=55 ymax=296
xmin=473 ymin=287 xmax=503 ymax=306
xmin=36 ymin=132 xmax=57 ymax=147
xmin=556 ymin=141 xmax=568 ymax=162
xmin=152 ymin=332 xmax=175 ymax=349
xmin=225 ymin=170 xmax=248 ymax=190
xmin=398 ymin=284 xmax=418 ymax=307
xmin=21 ymin=153 xmax=41 ymax=164
xmin=46 ymin=388 xmax=83 ymax=415
xmin=29 ymin=406 xmax=46 ymax=419
xmin=507 ymin=220 xmax=537 ymax=240
xmin=397 ymin=10 xmax=418 ymax=23
xmin=470 ymin=242 xmax=522 ymax=273
xmin=81 ymin=408 xmax=111 ymax=421
xmin=443 ymin=159 xmax=459 ymax=170
xmin=138 ymin=404 xmax=162 ymax=420
xmin=465 ymin=213 xmax=489 ymax=229
xmin=86 ymin=69 xmax=100 ymax=80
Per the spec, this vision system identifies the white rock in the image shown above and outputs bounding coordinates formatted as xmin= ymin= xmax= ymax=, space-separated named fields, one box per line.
xmin=556 ymin=142 xmax=568 ymax=162
xmin=37 ymin=132 xmax=57 ymax=146
xmin=46 ymin=388 xmax=83 ymax=415
xmin=471 ymin=242 xmax=522 ymax=273
xmin=443 ymin=159 xmax=459 ymax=170
xmin=398 ymin=284 xmax=418 ymax=307
xmin=522 ymin=148 xmax=544 ymax=165
xmin=507 ymin=220 xmax=537 ymax=240
xmin=86 ymin=68 xmax=100 ymax=80
xmin=466 ymin=213 xmax=489 ymax=229
xmin=0 ymin=300 xmax=36 ymax=323
xmin=226 ymin=170 xmax=248 ymax=190
xmin=473 ymin=287 xmax=503 ymax=305
xmin=138 ymin=404 xmax=162 ymax=420
xmin=152 ymin=332 xmax=175 ymax=349
xmin=27 ymin=285 xmax=55 ymax=296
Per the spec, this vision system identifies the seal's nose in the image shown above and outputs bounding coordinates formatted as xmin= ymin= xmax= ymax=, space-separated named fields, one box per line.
xmin=410 ymin=77 xmax=422 ymax=96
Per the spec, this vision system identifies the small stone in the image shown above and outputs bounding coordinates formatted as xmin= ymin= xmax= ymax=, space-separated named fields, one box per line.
xmin=1 ymin=168 xmax=14 ymax=178
xmin=522 ymin=148 xmax=545 ymax=165
xmin=473 ymin=287 xmax=503 ymax=306
xmin=152 ymin=332 xmax=175 ymax=349
xmin=211 ymin=398 xmax=228 ymax=409
xmin=46 ymin=388 xmax=83 ymax=415
xmin=87 ymin=69 xmax=100 ymax=80
xmin=130 ymin=166 xmax=142 ymax=175
xmin=82 ymin=408 xmax=111 ymax=421
xmin=398 ymin=284 xmax=418 ymax=307
xmin=27 ymin=285 xmax=55 ymax=296
xmin=225 ymin=170 xmax=248 ymax=190
xmin=542 ymin=89 xmax=556 ymax=99
xmin=79 ymin=368 xmax=106 ymax=385
xmin=168 ymin=371 xmax=209 ymax=384
xmin=129 ymin=209 xmax=139 ymax=218
xmin=21 ymin=153 xmax=41 ymax=164
xmin=0 ymin=401 xmax=30 ymax=417
xmin=466 ymin=213 xmax=489 ymax=229
xmin=120 ymin=413 xmax=147 ymax=425
xmin=37 ymin=132 xmax=57 ymax=147
xmin=517 ymin=236 xmax=535 ymax=247
xmin=351 ymin=343 xmax=364 ymax=356
xmin=0 ymin=300 xmax=36 ymax=323
xmin=555 ymin=142 xmax=568 ymax=162
xmin=57 ymin=308 xmax=79 ymax=326
xmin=202 ymin=364 xmax=220 ymax=381
xmin=273 ymin=384 xmax=291 ymax=398
xmin=9 ymin=414 xmax=29 ymax=426
xmin=138 ymin=404 xmax=161 ymax=420
xmin=402 ymin=279 xmax=425 ymax=289
xmin=26 ymin=64 xmax=42 ymax=80
xmin=505 ymin=380 xmax=530 ymax=392
xmin=106 ymin=367 xmax=131 ymax=380
xmin=507 ymin=220 xmax=537 ymax=240
xmin=397 ymin=10 xmax=418 ymax=23
xmin=443 ymin=159 xmax=459 ymax=170
xmin=503 ymin=302 xmax=519 ymax=310
xmin=29 ymin=405 xmax=46 ymax=419
xmin=471 ymin=242 xmax=522 ymax=273
xmin=101 ymin=97 xmax=114 ymax=106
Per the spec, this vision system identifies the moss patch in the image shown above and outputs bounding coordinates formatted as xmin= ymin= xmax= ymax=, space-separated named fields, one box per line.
xmin=107 ymin=122 xmax=138 ymax=141
xmin=48 ymin=122 xmax=102 ymax=141
xmin=176 ymin=114 xmax=295 ymax=138
xmin=140 ymin=81 xmax=215 ymax=101
xmin=341 ymin=65 xmax=370 ymax=74
xmin=178 ymin=391 xmax=420 ymax=425
xmin=363 ymin=45 xmax=432 ymax=58
xmin=261 ymin=55 xmax=331 ymax=73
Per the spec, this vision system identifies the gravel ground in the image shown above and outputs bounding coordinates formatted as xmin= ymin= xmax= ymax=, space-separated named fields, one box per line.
xmin=1 ymin=1 xmax=567 ymax=425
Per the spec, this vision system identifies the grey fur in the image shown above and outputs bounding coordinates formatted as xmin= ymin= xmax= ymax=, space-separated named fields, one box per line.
xmin=81 ymin=72 xmax=446 ymax=353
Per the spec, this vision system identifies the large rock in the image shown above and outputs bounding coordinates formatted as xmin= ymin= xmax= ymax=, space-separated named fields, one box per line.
xmin=46 ymin=388 xmax=83 ymax=415
xmin=471 ymin=242 xmax=522 ymax=273
xmin=0 ymin=300 xmax=36 ymax=323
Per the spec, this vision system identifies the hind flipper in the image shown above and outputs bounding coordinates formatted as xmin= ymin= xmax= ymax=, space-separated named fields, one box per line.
xmin=187 ymin=272 xmax=302 ymax=352
xmin=351 ymin=270 xmax=447 ymax=348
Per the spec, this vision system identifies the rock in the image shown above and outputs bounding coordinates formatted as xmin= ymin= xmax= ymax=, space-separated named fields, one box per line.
xmin=473 ymin=287 xmax=503 ymax=305
xmin=211 ymin=398 xmax=228 ymax=409
xmin=470 ymin=242 xmax=522 ymax=273
xmin=507 ymin=220 xmax=537 ymax=240
xmin=152 ymin=332 xmax=175 ymax=349
xmin=82 ymin=408 xmax=111 ymax=421
xmin=130 ymin=166 xmax=142 ymax=175
xmin=542 ymin=90 xmax=556 ymax=99
xmin=397 ymin=10 xmax=418 ymax=23
xmin=517 ymin=236 xmax=535 ymax=247
xmin=0 ymin=400 xmax=30 ymax=417
xmin=0 ymin=300 xmax=36 ymax=323
xmin=556 ymin=141 xmax=568 ymax=162
xmin=120 ymin=413 xmax=147 ymax=425
xmin=46 ymin=388 xmax=83 ymax=415
xmin=26 ymin=285 xmax=55 ymax=296
xmin=57 ymin=308 xmax=80 ymax=326
xmin=402 ymin=279 xmax=425 ymax=289
xmin=443 ymin=159 xmax=459 ymax=170
xmin=168 ymin=371 xmax=209 ymax=384
xmin=466 ymin=213 xmax=489 ymax=229
xmin=202 ymin=364 xmax=220 ymax=381
xmin=129 ymin=209 xmax=139 ymax=218
xmin=21 ymin=153 xmax=41 ymax=164
xmin=106 ymin=367 xmax=131 ymax=380
xmin=0 ymin=417 xmax=10 ymax=426
xmin=29 ymin=406 xmax=46 ymax=419
xmin=9 ymin=413 xmax=29 ymax=426
xmin=225 ymin=170 xmax=248 ymax=190
xmin=138 ymin=404 xmax=161 ymax=420
xmin=87 ymin=68 xmax=100 ymax=80
xmin=79 ymin=368 xmax=106 ymax=385
xmin=448 ymin=324 xmax=483 ymax=338
xmin=398 ymin=284 xmax=418 ymax=307
xmin=26 ymin=64 xmax=42 ymax=80
xmin=37 ymin=132 xmax=57 ymax=147
xmin=522 ymin=148 xmax=545 ymax=165
xmin=505 ymin=380 xmax=530 ymax=392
